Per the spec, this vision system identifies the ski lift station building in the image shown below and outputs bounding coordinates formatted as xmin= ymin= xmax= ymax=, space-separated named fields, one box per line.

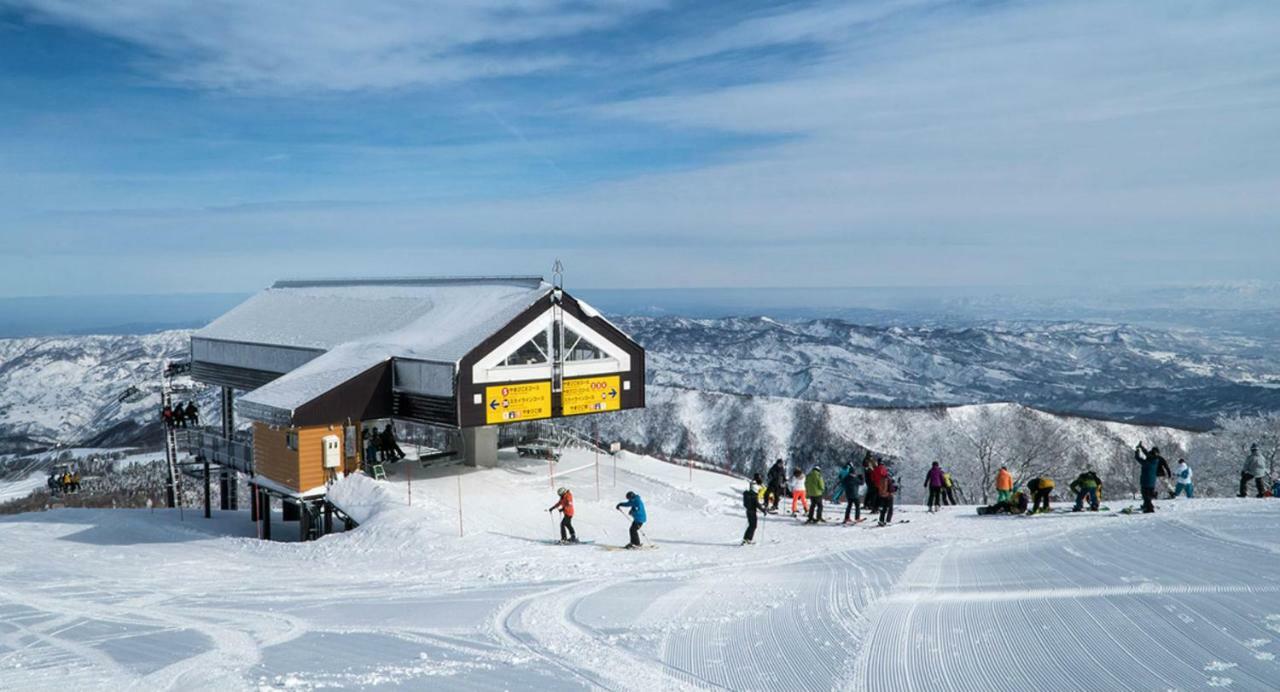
xmin=187 ymin=276 xmax=644 ymax=525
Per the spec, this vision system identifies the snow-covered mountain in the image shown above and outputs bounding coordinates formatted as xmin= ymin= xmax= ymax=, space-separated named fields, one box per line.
xmin=0 ymin=332 xmax=191 ymax=455
xmin=618 ymin=316 xmax=1280 ymax=429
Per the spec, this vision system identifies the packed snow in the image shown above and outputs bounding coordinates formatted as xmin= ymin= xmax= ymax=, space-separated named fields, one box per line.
xmin=2 ymin=448 xmax=1278 ymax=691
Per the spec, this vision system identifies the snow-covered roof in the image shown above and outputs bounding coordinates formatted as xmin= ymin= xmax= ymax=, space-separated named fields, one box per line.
xmin=198 ymin=277 xmax=550 ymax=360
xmin=200 ymin=277 xmax=552 ymax=419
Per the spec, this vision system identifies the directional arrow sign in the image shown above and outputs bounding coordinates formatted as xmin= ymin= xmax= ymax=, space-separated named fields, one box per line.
xmin=483 ymin=381 xmax=551 ymax=425
xmin=562 ymin=375 xmax=622 ymax=417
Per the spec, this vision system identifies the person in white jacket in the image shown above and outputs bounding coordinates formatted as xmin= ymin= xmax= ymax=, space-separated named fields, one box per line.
xmin=1239 ymin=444 xmax=1269 ymax=498
xmin=1172 ymin=459 xmax=1194 ymax=498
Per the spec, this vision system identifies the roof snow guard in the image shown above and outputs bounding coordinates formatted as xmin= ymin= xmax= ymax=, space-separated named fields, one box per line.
xmin=190 ymin=276 xmax=645 ymax=429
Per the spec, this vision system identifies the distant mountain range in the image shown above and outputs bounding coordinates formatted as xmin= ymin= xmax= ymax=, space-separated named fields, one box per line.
xmin=617 ymin=316 xmax=1280 ymax=429
xmin=0 ymin=315 xmax=1276 ymax=459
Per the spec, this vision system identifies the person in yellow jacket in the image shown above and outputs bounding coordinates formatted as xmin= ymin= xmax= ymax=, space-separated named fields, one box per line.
xmin=1026 ymin=476 xmax=1055 ymax=514
xmin=995 ymin=466 xmax=1013 ymax=504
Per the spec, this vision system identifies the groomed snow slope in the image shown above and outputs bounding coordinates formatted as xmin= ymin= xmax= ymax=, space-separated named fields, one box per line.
xmin=2 ymin=449 xmax=1279 ymax=691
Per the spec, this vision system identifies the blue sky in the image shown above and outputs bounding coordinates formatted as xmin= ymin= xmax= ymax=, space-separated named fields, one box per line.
xmin=0 ymin=0 xmax=1277 ymax=296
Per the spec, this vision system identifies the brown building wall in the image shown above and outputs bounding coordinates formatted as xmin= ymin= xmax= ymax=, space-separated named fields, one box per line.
xmin=253 ymin=422 xmax=301 ymax=491
xmin=297 ymin=424 xmax=344 ymax=492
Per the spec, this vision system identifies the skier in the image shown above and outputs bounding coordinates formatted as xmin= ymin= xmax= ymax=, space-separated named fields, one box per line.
xmin=995 ymin=466 xmax=1013 ymax=504
xmin=804 ymin=465 xmax=826 ymax=524
xmin=862 ymin=455 xmax=880 ymax=513
xmin=831 ymin=462 xmax=851 ymax=505
xmin=1070 ymin=469 xmax=1102 ymax=511
xmin=381 ymin=424 xmax=405 ymax=461
xmin=942 ymin=471 xmax=957 ymax=505
xmin=615 ymin=491 xmax=647 ymax=548
xmin=1239 ymin=443 xmax=1269 ymax=498
xmin=1134 ymin=443 xmax=1164 ymax=513
xmin=789 ymin=467 xmax=809 ymax=517
xmin=841 ymin=459 xmax=865 ymax=525
xmin=875 ymin=464 xmax=897 ymax=526
xmin=1026 ymin=476 xmax=1054 ymax=514
xmin=548 ymin=487 xmax=577 ymax=543
xmin=742 ymin=478 xmax=762 ymax=545
xmin=185 ymin=401 xmax=200 ymax=427
xmin=765 ymin=459 xmax=786 ymax=513
xmin=924 ymin=462 xmax=946 ymax=512
xmin=1172 ymin=459 xmax=1194 ymax=498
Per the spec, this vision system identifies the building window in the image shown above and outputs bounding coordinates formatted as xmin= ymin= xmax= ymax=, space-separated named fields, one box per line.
xmin=502 ymin=329 xmax=549 ymax=366
xmin=285 ymin=431 xmax=298 ymax=451
xmin=563 ymin=327 xmax=607 ymax=362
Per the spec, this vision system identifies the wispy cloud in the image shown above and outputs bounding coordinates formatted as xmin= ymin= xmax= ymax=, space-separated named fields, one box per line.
xmin=0 ymin=0 xmax=1277 ymax=295
xmin=4 ymin=0 xmax=668 ymax=91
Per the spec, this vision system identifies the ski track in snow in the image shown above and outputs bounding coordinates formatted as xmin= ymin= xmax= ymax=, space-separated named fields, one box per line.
xmin=1 ymin=449 xmax=1279 ymax=691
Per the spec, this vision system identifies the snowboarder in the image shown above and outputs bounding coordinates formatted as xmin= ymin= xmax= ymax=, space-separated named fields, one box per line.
xmin=1134 ymin=443 xmax=1164 ymax=513
xmin=875 ymin=464 xmax=896 ymax=526
xmin=804 ymin=465 xmax=825 ymax=524
xmin=1239 ymin=443 xmax=1269 ymax=498
xmin=742 ymin=479 xmax=762 ymax=544
xmin=1172 ymin=459 xmax=1194 ymax=498
xmin=616 ymin=491 xmax=647 ymax=548
xmin=765 ymin=459 xmax=786 ymax=512
xmin=841 ymin=460 xmax=865 ymax=524
xmin=1026 ymin=476 xmax=1054 ymax=514
xmin=942 ymin=471 xmax=957 ymax=505
xmin=995 ymin=466 xmax=1013 ymax=504
xmin=924 ymin=462 xmax=946 ymax=512
xmin=184 ymin=401 xmax=200 ymax=427
xmin=1070 ymin=469 xmax=1102 ymax=511
xmin=381 ymin=424 xmax=405 ymax=461
xmin=789 ymin=467 xmax=809 ymax=517
xmin=548 ymin=487 xmax=577 ymax=543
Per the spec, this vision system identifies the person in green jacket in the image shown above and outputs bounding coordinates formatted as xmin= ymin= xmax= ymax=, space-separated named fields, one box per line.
xmin=1070 ymin=469 xmax=1102 ymax=512
xmin=805 ymin=465 xmax=826 ymax=524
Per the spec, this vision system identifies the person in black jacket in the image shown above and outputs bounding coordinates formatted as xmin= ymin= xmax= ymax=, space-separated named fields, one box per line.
xmin=841 ymin=461 xmax=865 ymax=524
xmin=184 ymin=401 xmax=200 ymax=427
xmin=742 ymin=476 xmax=763 ymax=544
xmin=765 ymin=459 xmax=786 ymax=513
xmin=380 ymin=424 xmax=405 ymax=461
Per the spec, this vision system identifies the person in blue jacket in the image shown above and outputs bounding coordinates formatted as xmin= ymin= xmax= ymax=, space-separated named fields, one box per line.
xmin=616 ymin=491 xmax=647 ymax=548
xmin=1134 ymin=443 xmax=1164 ymax=513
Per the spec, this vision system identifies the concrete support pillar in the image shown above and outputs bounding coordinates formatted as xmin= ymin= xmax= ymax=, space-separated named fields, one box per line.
xmin=463 ymin=426 xmax=499 ymax=468
xmin=260 ymin=492 xmax=272 ymax=541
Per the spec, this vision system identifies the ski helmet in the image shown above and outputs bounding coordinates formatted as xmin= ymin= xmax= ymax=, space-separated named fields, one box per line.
xmin=557 ymin=487 xmax=568 ymax=496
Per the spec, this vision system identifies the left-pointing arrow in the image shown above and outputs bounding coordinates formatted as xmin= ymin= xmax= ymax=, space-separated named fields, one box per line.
xmin=489 ymin=400 xmax=500 ymax=410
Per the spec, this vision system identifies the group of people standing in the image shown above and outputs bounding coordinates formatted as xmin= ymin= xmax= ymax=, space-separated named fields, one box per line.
xmin=742 ymin=453 xmax=942 ymax=544
xmin=160 ymin=401 xmax=199 ymax=429
xmin=363 ymin=423 xmax=405 ymax=463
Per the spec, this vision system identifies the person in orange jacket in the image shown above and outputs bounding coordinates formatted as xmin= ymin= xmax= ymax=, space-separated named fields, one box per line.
xmin=995 ymin=466 xmax=1014 ymax=504
xmin=548 ymin=487 xmax=578 ymax=543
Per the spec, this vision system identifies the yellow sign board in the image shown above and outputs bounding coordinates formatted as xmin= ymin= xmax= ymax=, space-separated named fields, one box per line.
xmin=485 ymin=381 xmax=552 ymax=425
xmin=562 ymin=375 xmax=622 ymax=417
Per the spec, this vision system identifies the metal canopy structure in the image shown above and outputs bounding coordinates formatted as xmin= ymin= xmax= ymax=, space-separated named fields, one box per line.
xmin=189 ymin=276 xmax=646 ymax=429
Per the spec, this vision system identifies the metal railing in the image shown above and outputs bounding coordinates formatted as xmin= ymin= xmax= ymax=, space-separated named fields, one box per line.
xmin=178 ymin=428 xmax=255 ymax=475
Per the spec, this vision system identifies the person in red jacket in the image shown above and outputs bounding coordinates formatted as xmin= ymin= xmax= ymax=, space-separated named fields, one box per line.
xmin=548 ymin=487 xmax=578 ymax=543
xmin=875 ymin=465 xmax=897 ymax=526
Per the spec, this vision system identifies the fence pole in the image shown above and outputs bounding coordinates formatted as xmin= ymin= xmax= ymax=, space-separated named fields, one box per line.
xmin=456 ymin=472 xmax=465 ymax=537
xmin=407 ymin=457 xmax=412 ymax=507
xmin=595 ymin=424 xmax=601 ymax=501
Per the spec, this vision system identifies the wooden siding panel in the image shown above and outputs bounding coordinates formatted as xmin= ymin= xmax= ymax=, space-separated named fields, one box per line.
xmin=252 ymin=422 xmax=302 ymax=492
xmin=297 ymin=425 xmax=343 ymax=492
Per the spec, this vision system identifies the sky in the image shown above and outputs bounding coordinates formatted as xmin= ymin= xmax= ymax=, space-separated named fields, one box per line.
xmin=0 ymin=0 xmax=1277 ymax=297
